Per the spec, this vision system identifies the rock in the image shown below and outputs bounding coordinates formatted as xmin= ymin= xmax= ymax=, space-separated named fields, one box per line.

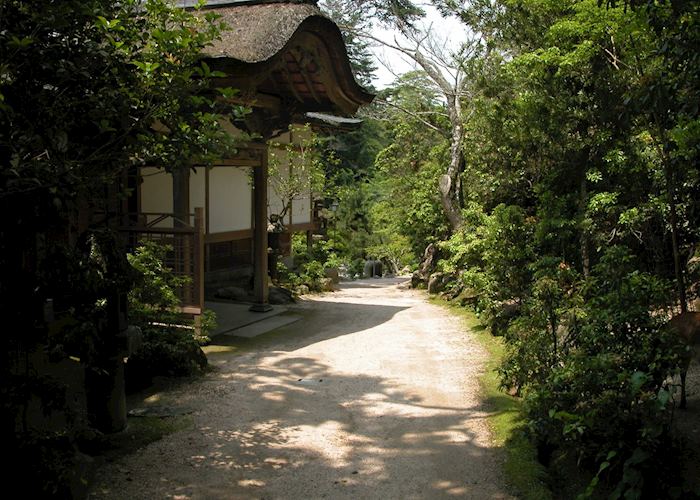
xmin=183 ymin=342 xmax=208 ymax=373
xmin=444 ymin=284 xmax=463 ymax=301
xmin=397 ymin=280 xmax=412 ymax=290
xmin=338 ymin=264 xmax=352 ymax=280
xmin=419 ymin=243 xmax=438 ymax=277
xmin=364 ymin=259 xmax=383 ymax=278
xmin=215 ymin=286 xmax=250 ymax=301
xmin=324 ymin=267 xmax=340 ymax=284
xmin=412 ymin=244 xmax=439 ymax=288
xmin=269 ymin=286 xmax=295 ymax=304
xmin=411 ymin=270 xmax=424 ymax=289
xmin=400 ymin=266 xmax=412 ymax=276
xmin=297 ymin=284 xmax=310 ymax=295
xmin=491 ymin=301 xmax=521 ymax=336
xmin=456 ymin=289 xmax=480 ymax=307
xmin=319 ymin=277 xmax=334 ymax=292
xmin=428 ymin=272 xmax=447 ymax=294
xmin=363 ymin=260 xmax=375 ymax=278
xmin=373 ymin=261 xmax=383 ymax=277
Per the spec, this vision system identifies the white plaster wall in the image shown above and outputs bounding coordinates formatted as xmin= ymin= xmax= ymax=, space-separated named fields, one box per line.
xmin=209 ymin=167 xmax=252 ymax=233
xmin=290 ymin=161 xmax=312 ymax=224
xmin=293 ymin=193 xmax=312 ymax=224
xmin=269 ymin=140 xmax=319 ymax=225
xmin=290 ymin=124 xmax=312 ymax=144
xmin=140 ymin=167 xmax=173 ymax=227
xmin=275 ymin=130 xmax=291 ymax=144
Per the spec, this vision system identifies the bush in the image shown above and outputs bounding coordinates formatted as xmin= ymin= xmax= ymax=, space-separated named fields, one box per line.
xmin=435 ymin=203 xmax=534 ymax=332
xmin=126 ymin=325 xmax=208 ymax=391
xmin=274 ymin=259 xmax=330 ymax=294
xmin=275 ymin=260 xmax=304 ymax=290
xmin=499 ymin=247 xmax=685 ymax=498
xmin=125 ymin=242 xmax=210 ymax=391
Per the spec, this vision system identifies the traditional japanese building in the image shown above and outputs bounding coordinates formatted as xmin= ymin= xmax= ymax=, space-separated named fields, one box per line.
xmin=132 ymin=0 xmax=373 ymax=313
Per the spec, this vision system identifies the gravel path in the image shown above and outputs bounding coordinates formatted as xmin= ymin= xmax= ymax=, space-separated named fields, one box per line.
xmin=90 ymin=278 xmax=512 ymax=499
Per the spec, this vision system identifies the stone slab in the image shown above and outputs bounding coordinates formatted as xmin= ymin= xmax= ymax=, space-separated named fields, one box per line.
xmin=206 ymin=300 xmax=287 ymax=336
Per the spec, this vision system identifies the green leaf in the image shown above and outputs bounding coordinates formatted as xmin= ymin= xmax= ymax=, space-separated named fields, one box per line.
xmin=9 ymin=35 xmax=34 ymax=48
xmin=630 ymin=371 xmax=648 ymax=395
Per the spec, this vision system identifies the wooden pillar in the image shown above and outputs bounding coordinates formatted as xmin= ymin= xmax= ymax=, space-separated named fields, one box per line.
xmin=194 ymin=207 xmax=205 ymax=312
xmin=172 ymin=167 xmax=190 ymax=227
xmin=251 ymin=147 xmax=272 ymax=312
xmin=172 ymin=167 xmax=191 ymax=300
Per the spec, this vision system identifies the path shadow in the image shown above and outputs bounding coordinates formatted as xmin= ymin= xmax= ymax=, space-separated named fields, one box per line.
xmin=92 ymin=354 xmax=508 ymax=499
xmin=207 ymin=296 xmax=411 ymax=355
xmin=91 ymin=277 xmax=511 ymax=499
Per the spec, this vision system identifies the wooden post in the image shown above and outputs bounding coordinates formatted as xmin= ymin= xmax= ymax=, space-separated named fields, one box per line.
xmin=172 ymin=167 xmax=190 ymax=227
xmin=194 ymin=207 xmax=205 ymax=313
xmin=172 ymin=167 xmax=191 ymax=290
xmin=251 ymin=147 xmax=272 ymax=312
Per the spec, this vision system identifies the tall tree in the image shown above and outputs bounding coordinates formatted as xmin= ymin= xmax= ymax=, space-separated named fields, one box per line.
xmin=319 ymin=0 xmax=379 ymax=88
xmin=349 ymin=5 xmax=485 ymax=231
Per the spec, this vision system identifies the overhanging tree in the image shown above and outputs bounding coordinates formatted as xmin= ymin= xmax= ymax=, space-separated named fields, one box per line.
xmin=0 ymin=0 xmax=241 ymax=492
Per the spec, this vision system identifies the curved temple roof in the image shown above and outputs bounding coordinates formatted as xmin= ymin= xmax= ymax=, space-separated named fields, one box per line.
xmin=195 ymin=1 xmax=374 ymax=118
xmin=205 ymin=3 xmax=323 ymax=63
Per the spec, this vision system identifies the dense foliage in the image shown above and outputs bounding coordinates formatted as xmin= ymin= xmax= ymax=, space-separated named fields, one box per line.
xmin=126 ymin=243 xmax=211 ymax=392
xmin=1 ymin=0 xmax=239 ymax=494
xmin=335 ymin=0 xmax=700 ymax=497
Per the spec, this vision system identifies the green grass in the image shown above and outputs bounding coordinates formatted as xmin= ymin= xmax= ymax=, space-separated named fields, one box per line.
xmin=431 ymin=297 xmax=552 ymax=500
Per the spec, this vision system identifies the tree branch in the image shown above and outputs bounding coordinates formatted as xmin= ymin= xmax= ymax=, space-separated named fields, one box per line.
xmin=372 ymin=98 xmax=449 ymax=137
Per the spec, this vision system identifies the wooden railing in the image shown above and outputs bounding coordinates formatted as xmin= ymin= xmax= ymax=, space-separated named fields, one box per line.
xmin=120 ymin=207 xmax=205 ymax=313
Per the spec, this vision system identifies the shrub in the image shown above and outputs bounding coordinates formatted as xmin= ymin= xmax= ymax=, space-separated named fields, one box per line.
xmin=125 ymin=242 xmax=210 ymax=391
xmin=275 ymin=260 xmax=304 ymax=290
xmin=126 ymin=325 xmax=208 ymax=391
xmin=300 ymin=260 xmax=327 ymax=291
xmin=499 ymin=247 xmax=685 ymax=497
xmin=274 ymin=259 xmax=330 ymax=294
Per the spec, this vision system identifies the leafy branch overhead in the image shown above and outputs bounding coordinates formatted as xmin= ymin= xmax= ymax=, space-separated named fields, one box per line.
xmin=0 ymin=0 xmax=246 ymax=211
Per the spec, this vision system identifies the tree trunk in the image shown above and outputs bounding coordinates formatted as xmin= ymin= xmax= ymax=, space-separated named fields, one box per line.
xmin=580 ymin=176 xmax=590 ymax=278
xmin=439 ymin=174 xmax=463 ymax=231
xmin=440 ymin=97 xmax=465 ymax=232
xmin=665 ymin=163 xmax=687 ymax=313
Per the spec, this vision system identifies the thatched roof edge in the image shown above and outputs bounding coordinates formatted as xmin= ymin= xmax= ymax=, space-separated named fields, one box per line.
xmin=202 ymin=3 xmax=374 ymax=109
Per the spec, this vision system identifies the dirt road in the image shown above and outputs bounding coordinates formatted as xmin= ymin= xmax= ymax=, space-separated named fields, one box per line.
xmin=90 ymin=278 xmax=512 ymax=499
